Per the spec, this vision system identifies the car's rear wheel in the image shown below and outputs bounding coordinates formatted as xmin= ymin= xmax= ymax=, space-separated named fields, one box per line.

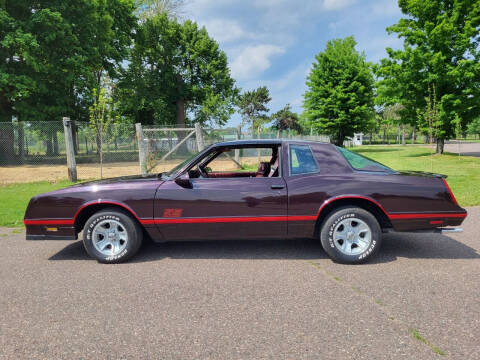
xmin=83 ymin=208 xmax=143 ymax=263
xmin=320 ymin=207 xmax=382 ymax=264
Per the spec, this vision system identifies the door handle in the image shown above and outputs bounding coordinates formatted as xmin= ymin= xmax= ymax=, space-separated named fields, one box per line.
xmin=271 ymin=184 xmax=285 ymax=189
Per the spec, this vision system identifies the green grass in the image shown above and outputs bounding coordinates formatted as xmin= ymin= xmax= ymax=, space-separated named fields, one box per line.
xmin=351 ymin=146 xmax=480 ymax=207
xmin=0 ymin=180 xmax=73 ymax=227
xmin=409 ymin=329 xmax=446 ymax=356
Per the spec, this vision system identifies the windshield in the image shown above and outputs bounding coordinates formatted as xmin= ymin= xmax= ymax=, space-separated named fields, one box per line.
xmin=163 ymin=151 xmax=201 ymax=178
xmin=336 ymin=146 xmax=393 ymax=172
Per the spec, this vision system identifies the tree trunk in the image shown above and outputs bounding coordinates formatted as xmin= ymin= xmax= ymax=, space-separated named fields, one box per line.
xmin=383 ymin=129 xmax=386 ymax=144
xmin=411 ymin=126 xmax=415 ymax=144
xmin=401 ymin=124 xmax=406 ymax=146
xmin=333 ymin=130 xmax=345 ymax=147
xmin=436 ymin=138 xmax=445 ymax=154
xmin=369 ymin=132 xmax=372 ymax=145
xmin=175 ymin=97 xmax=189 ymax=155
xmin=175 ymin=74 xmax=190 ymax=155
xmin=96 ymin=131 xmax=101 ymax=155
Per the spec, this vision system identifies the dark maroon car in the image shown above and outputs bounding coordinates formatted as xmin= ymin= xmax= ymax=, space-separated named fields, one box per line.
xmin=24 ymin=139 xmax=467 ymax=264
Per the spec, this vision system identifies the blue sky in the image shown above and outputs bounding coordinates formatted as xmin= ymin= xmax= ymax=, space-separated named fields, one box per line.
xmin=186 ymin=0 xmax=404 ymax=127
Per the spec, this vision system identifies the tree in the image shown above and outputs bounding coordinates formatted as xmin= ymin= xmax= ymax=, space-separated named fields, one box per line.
xmin=136 ymin=0 xmax=186 ymax=19
xmin=119 ymin=14 xmax=237 ymax=127
xmin=378 ymin=0 xmax=480 ymax=153
xmin=237 ymin=86 xmax=271 ymax=135
xmin=271 ymin=104 xmax=302 ymax=136
xmin=88 ymin=80 xmax=121 ymax=177
xmin=0 ymin=0 xmax=137 ymax=160
xmin=303 ymin=36 xmax=375 ymax=146
xmin=467 ymin=118 xmax=480 ymax=139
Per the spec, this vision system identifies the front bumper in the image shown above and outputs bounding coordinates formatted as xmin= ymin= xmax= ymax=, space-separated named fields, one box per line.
xmin=25 ymin=224 xmax=77 ymax=241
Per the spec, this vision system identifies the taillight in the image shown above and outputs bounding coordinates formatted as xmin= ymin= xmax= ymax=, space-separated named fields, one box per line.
xmin=442 ymin=179 xmax=458 ymax=205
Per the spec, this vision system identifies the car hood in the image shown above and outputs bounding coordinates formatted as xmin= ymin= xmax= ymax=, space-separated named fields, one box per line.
xmin=70 ymin=174 xmax=161 ymax=187
xmin=31 ymin=174 xmax=162 ymax=199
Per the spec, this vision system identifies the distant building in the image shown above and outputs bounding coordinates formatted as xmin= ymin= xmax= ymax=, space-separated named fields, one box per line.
xmin=352 ymin=133 xmax=364 ymax=146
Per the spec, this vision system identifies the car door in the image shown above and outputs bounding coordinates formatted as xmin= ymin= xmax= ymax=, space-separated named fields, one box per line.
xmin=153 ymin=148 xmax=287 ymax=241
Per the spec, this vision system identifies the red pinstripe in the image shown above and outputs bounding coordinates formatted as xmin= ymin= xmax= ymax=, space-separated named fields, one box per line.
xmin=24 ymin=198 xmax=466 ymax=226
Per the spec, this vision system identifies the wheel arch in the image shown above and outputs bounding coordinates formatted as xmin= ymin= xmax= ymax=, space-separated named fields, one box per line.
xmin=73 ymin=201 xmax=144 ymax=233
xmin=314 ymin=196 xmax=392 ymax=237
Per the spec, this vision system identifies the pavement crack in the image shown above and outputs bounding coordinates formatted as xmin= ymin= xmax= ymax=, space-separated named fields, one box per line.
xmin=307 ymin=260 xmax=448 ymax=357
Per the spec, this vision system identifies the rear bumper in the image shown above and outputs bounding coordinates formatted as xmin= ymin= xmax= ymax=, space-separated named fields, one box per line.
xmin=439 ymin=227 xmax=463 ymax=234
xmin=389 ymin=210 xmax=467 ymax=231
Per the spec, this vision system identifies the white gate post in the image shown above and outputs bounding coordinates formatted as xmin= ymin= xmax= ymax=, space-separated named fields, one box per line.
xmin=135 ymin=123 xmax=147 ymax=176
xmin=63 ymin=117 xmax=77 ymax=182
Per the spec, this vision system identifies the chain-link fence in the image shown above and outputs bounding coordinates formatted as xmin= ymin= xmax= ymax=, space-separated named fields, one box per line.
xmin=0 ymin=120 xmax=331 ymax=184
xmin=0 ymin=121 xmax=140 ymax=183
xmin=140 ymin=124 xmax=330 ymax=175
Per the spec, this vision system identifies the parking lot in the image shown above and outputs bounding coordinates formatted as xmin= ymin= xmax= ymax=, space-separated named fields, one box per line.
xmin=1 ymin=208 xmax=479 ymax=359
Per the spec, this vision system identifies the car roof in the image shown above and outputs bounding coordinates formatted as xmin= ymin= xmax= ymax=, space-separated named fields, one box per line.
xmin=211 ymin=139 xmax=330 ymax=147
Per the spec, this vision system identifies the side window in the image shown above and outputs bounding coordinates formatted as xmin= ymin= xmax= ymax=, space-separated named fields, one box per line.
xmin=289 ymin=145 xmax=318 ymax=175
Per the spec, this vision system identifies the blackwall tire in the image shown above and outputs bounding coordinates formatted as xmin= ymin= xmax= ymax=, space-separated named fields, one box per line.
xmin=320 ymin=207 xmax=382 ymax=264
xmin=82 ymin=208 xmax=143 ymax=264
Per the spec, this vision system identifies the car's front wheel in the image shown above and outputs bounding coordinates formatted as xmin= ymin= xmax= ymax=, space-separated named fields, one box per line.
xmin=83 ymin=208 xmax=143 ymax=263
xmin=320 ymin=207 xmax=382 ymax=264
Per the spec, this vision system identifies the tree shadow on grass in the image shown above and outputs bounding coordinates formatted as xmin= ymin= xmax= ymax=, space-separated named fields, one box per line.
xmin=49 ymin=232 xmax=479 ymax=264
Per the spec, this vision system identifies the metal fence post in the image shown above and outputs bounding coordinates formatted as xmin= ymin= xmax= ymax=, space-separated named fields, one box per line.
xmin=63 ymin=117 xmax=77 ymax=182
xmin=135 ymin=123 xmax=147 ymax=176
xmin=195 ymin=122 xmax=204 ymax=151
xmin=235 ymin=125 xmax=241 ymax=166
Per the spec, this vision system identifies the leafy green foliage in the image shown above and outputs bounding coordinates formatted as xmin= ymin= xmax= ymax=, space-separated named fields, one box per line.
xmin=0 ymin=0 xmax=137 ymax=123
xmin=237 ymin=86 xmax=271 ymax=133
xmin=119 ymin=14 xmax=237 ymax=126
xmin=271 ymin=104 xmax=302 ymax=134
xmin=135 ymin=0 xmax=186 ymax=19
xmin=467 ymin=118 xmax=480 ymax=137
xmin=376 ymin=0 xmax=480 ymax=153
xmin=303 ymin=36 xmax=375 ymax=146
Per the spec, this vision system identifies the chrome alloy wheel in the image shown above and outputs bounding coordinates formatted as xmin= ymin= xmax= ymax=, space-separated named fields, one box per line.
xmin=332 ymin=217 xmax=372 ymax=255
xmin=92 ymin=219 xmax=128 ymax=256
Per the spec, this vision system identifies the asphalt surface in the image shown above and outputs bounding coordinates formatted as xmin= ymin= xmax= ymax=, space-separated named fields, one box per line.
xmin=1 ymin=209 xmax=479 ymax=359
xmin=444 ymin=141 xmax=480 ymax=157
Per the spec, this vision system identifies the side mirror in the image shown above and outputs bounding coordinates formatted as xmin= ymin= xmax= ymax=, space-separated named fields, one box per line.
xmin=175 ymin=173 xmax=193 ymax=188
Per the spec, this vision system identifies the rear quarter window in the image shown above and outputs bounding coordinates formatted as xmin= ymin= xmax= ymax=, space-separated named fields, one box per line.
xmin=336 ymin=146 xmax=393 ymax=172
xmin=289 ymin=145 xmax=319 ymax=175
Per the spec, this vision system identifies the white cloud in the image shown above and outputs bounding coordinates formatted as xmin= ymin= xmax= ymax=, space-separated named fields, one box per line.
xmin=371 ymin=1 xmax=401 ymax=16
xmin=230 ymin=44 xmax=286 ymax=81
xmin=201 ymin=19 xmax=253 ymax=43
xmin=322 ymin=0 xmax=357 ymax=11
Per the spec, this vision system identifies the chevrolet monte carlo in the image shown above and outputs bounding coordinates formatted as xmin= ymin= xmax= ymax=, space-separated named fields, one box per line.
xmin=24 ymin=139 xmax=467 ymax=264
